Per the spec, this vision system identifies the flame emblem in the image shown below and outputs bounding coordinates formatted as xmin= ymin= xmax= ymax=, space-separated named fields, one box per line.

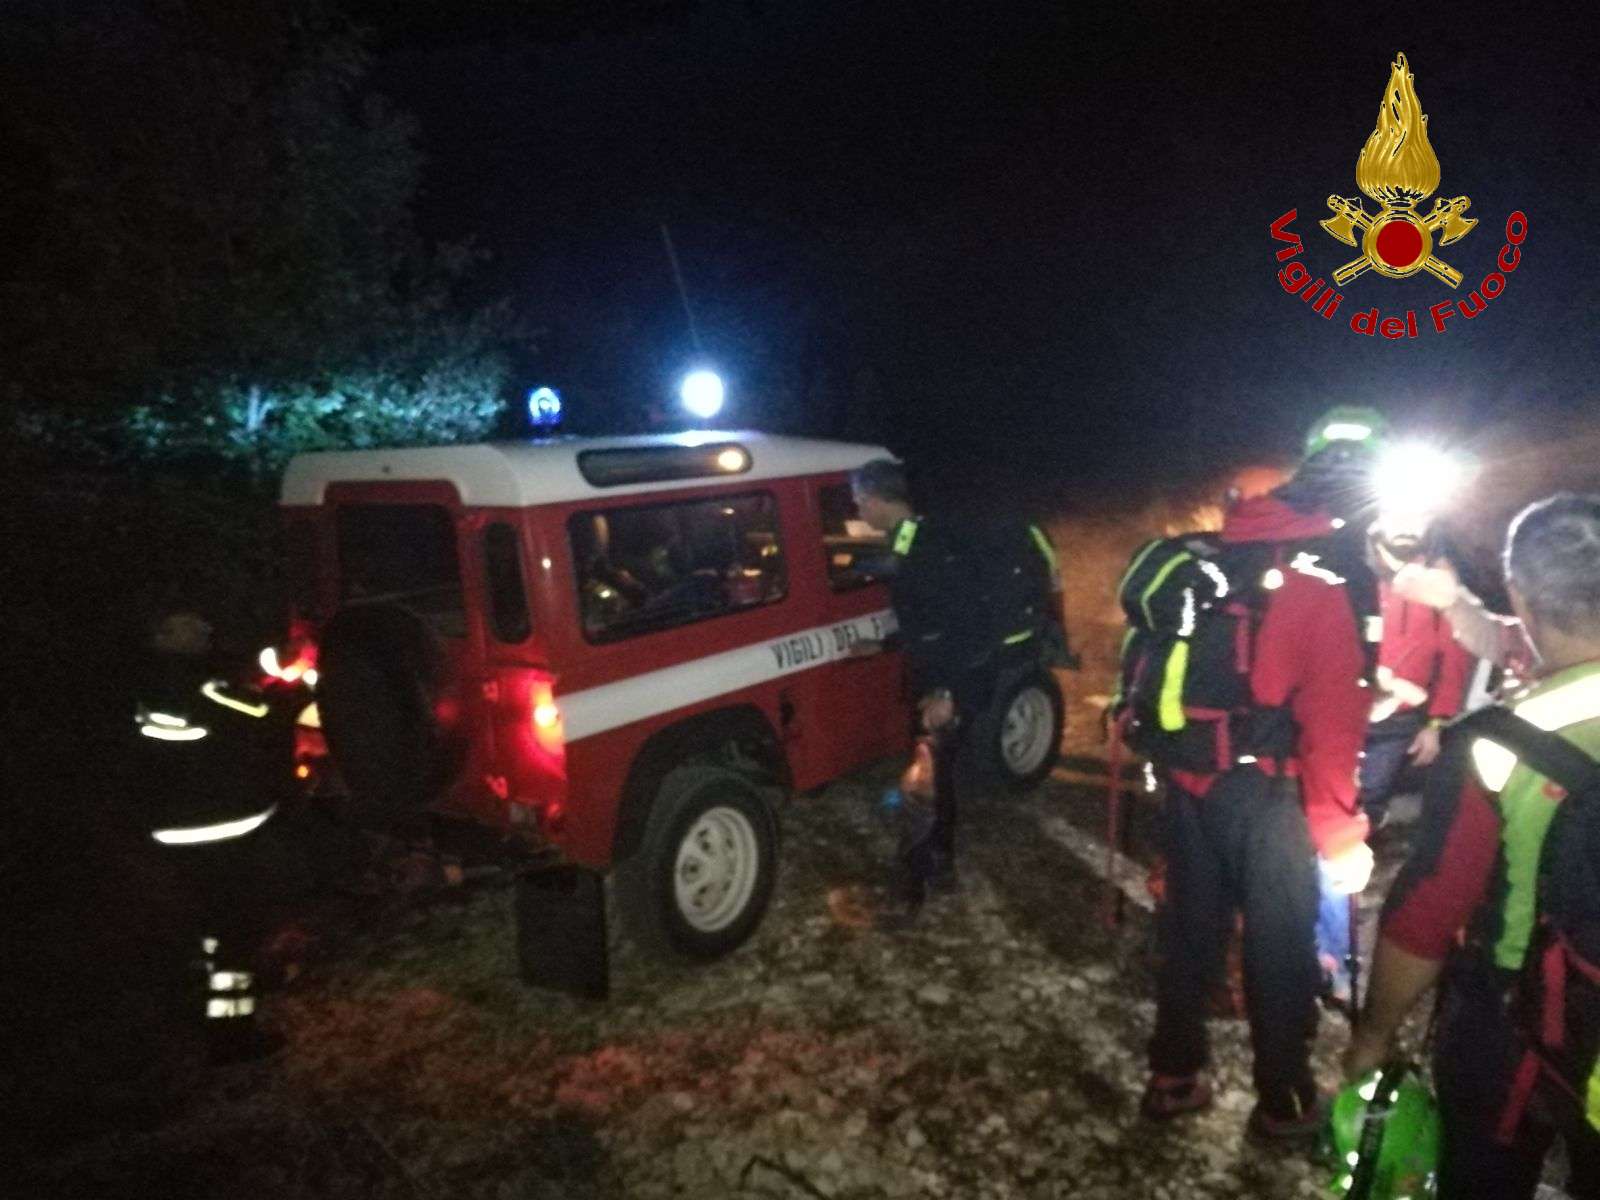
xmin=1319 ymin=53 xmax=1476 ymax=288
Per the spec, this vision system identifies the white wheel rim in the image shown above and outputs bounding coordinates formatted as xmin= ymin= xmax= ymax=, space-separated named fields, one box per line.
xmin=1000 ymin=685 xmax=1055 ymax=777
xmin=673 ymin=806 xmax=760 ymax=933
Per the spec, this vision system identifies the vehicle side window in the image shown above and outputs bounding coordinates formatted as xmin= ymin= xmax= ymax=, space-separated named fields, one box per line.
xmin=819 ymin=482 xmax=890 ymax=592
xmin=335 ymin=504 xmax=467 ymax=638
xmin=483 ymin=522 xmax=532 ymax=644
xmin=569 ymin=492 xmax=785 ymax=643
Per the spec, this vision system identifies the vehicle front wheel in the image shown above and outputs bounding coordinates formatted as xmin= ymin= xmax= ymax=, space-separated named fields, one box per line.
xmin=616 ymin=763 xmax=779 ymax=961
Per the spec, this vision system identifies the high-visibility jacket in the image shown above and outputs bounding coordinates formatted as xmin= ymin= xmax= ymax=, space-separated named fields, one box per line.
xmin=131 ymin=652 xmax=293 ymax=846
xmin=1383 ymin=659 xmax=1600 ymax=968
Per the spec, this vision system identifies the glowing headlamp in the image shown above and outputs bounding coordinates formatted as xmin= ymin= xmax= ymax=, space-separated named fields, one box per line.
xmin=1373 ymin=441 xmax=1468 ymax=526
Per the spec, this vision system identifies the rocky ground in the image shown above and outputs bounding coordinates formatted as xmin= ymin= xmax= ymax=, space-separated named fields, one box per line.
xmin=17 ymin=687 xmax=1386 ymax=1200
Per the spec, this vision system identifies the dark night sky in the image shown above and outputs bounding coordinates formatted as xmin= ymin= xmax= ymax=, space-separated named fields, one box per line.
xmin=354 ymin=0 xmax=1600 ymax=485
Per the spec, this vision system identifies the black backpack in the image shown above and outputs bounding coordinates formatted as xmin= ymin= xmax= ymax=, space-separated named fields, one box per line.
xmin=1112 ymin=531 xmax=1375 ymax=773
xmin=981 ymin=520 xmax=1073 ymax=664
xmin=1454 ymin=707 xmax=1600 ymax=1140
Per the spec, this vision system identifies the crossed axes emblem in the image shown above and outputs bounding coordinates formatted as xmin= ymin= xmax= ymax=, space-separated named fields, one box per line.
xmin=1319 ymin=195 xmax=1478 ymax=288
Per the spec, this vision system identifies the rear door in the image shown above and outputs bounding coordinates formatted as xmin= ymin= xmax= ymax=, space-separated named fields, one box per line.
xmin=327 ymin=483 xmax=497 ymax=822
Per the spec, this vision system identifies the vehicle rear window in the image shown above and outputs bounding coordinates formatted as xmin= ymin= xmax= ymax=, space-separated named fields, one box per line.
xmin=569 ymin=492 xmax=785 ymax=643
xmin=483 ymin=522 xmax=531 ymax=644
xmin=282 ymin=517 xmax=322 ymax=619
xmin=819 ymin=483 xmax=890 ymax=592
xmin=335 ymin=504 xmax=466 ymax=638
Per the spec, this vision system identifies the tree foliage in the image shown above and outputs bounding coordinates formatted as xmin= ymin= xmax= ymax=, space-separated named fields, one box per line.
xmin=0 ymin=0 xmax=530 ymax=468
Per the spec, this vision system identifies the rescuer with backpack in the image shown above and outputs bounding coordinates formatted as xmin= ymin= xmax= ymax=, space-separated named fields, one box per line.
xmin=1346 ymin=493 xmax=1600 ymax=1198
xmin=1120 ymin=408 xmax=1384 ymax=1139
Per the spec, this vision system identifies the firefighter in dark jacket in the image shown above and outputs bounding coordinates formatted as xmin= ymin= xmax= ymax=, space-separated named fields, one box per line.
xmin=131 ymin=608 xmax=293 ymax=1062
xmin=1346 ymin=494 xmax=1600 ymax=1199
xmin=850 ymin=459 xmax=1059 ymax=919
xmin=1139 ymin=409 xmax=1382 ymax=1140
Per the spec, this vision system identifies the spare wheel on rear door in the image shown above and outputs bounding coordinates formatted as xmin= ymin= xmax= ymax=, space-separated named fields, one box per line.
xmin=316 ymin=603 xmax=464 ymax=825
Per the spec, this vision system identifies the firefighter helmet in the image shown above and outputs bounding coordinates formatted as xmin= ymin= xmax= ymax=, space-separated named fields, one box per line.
xmin=1304 ymin=406 xmax=1390 ymax=461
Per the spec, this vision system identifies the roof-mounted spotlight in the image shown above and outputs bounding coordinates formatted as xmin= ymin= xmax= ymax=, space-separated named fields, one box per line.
xmin=679 ymin=369 xmax=725 ymax=420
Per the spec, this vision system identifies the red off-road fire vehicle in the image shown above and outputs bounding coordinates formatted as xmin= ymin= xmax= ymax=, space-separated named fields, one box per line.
xmin=275 ymin=433 xmax=1064 ymax=963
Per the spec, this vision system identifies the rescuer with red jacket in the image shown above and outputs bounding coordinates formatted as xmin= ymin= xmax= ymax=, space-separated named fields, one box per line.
xmin=1142 ymin=409 xmax=1381 ymax=1140
xmin=1359 ymin=521 xmax=1477 ymax=831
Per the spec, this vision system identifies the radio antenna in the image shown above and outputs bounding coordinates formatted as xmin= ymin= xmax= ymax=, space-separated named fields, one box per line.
xmin=660 ymin=223 xmax=703 ymax=354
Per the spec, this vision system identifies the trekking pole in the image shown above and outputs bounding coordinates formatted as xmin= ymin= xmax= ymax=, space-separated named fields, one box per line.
xmin=1346 ymin=891 xmax=1362 ymax=1031
xmin=1102 ymin=714 xmax=1129 ymax=929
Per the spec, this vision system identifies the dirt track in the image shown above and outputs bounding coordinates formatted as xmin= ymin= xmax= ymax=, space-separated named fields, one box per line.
xmin=20 ymin=682 xmax=1365 ymax=1200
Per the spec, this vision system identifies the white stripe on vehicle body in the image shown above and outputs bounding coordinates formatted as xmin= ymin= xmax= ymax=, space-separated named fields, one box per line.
xmin=560 ymin=609 xmax=898 ymax=742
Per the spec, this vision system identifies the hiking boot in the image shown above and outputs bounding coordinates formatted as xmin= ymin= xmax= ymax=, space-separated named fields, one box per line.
xmin=1140 ymin=1073 xmax=1214 ymax=1120
xmin=877 ymin=904 xmax=923 ymax=933
xmin=1247 ymin=1089 xmax=1331 ymax=1143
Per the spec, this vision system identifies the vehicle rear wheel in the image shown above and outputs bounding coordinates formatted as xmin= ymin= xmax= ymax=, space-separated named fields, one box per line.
xmin=616 ymin=763 xmax=779 ymax=961
xmin=968 ymin=667 xmax=1064 ymax=792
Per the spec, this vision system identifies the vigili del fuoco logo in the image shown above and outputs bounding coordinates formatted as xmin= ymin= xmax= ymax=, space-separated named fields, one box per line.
xmin=1269 ymin=52 xmax=1527 ymax=339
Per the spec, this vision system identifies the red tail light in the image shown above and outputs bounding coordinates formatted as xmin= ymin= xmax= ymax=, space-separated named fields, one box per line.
xmin=530 ymin=681 xmax=564 ymax=752
xmin=516 ymin=673 xmax=567 ymax=833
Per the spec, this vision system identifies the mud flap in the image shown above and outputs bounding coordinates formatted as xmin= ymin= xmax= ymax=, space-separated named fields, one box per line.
xmin=515 ymin=864 xmax=609 ymax=1000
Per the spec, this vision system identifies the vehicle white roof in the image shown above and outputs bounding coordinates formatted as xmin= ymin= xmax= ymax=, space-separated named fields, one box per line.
xmin=280 ymin=431 xmax=895 ymax=508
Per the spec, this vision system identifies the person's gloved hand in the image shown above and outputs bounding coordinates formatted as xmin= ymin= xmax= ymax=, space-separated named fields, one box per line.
xmin=1319 ymin=841 xmax=1375 ymax=896
xmin=1391 ymin=561 xmax=1459 ymax=610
